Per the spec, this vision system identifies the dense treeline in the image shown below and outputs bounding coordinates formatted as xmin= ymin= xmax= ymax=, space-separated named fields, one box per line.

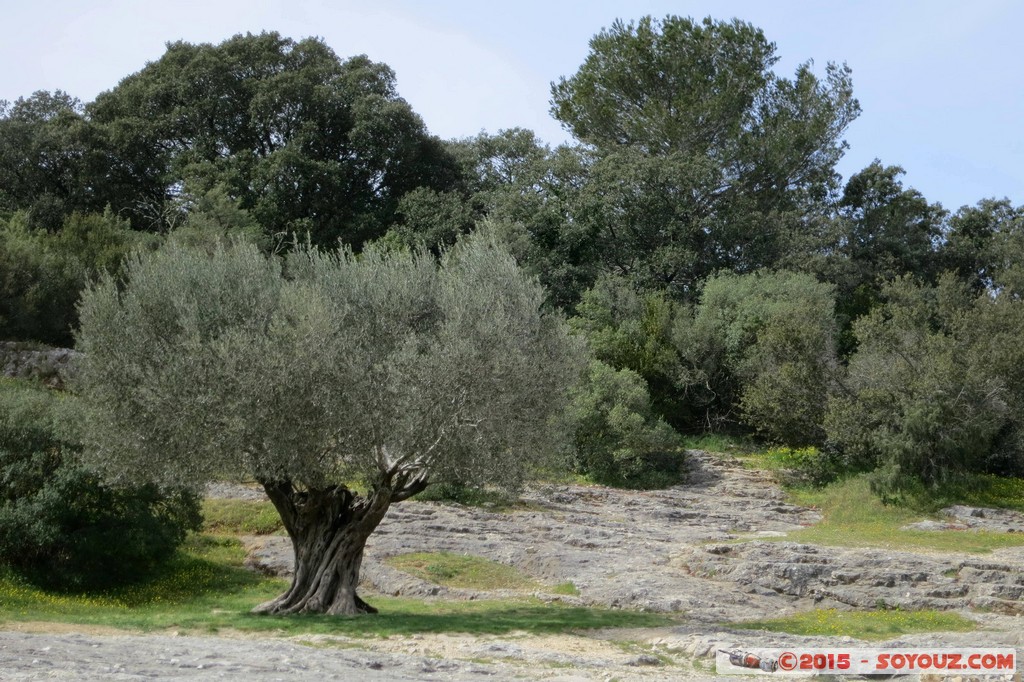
xmin=3 ymin=18 xmax=1024 ymax=506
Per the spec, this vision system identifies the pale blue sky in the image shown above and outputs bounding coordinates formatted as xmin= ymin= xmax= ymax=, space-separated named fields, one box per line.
xmin=1 ymin=0 xmax=1020 ymax=211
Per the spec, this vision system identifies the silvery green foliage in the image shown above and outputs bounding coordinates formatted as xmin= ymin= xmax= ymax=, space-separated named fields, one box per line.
xmin=75 ymin=233 xmax=583 ymax=494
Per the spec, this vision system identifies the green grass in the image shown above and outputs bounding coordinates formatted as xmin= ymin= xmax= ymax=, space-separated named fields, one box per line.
xmin=201 ymin=498 xmax=284 ymax=535
xmin=0 ymin=536 xmax=675 ymax=636
xmin=679 ymin=433 xmax=753 ymax=454
xmin=0 ymin=535 xmax=282 ymax=631
xmin=387 ymin=553 xmax=586 ymax=597
xmin=776 ymin=475 xmax=1024 ymax=553
xmin=730 ymin=608 xmax=976 ymax=640
xmin=738 ymin=445 xmax=820 ymax=472
xmin=551 ymin=581 xmax=581 ymax=596
xmin=902 ymin=474 xmax=1024 ymax=513
xmin=386 ymin=552 xmax=539 ymax=591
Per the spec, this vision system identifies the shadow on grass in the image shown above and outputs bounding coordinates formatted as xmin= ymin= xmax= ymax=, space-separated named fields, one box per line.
xmin=237 ymin=600 xmax=680 ymax=637
xmin=1 ymin=535 xmax=679 ymax=637
xmin=80 ymin=535 xmax=273 ymax=607
xmin=0 ymin=535 xmax=281 ymax=619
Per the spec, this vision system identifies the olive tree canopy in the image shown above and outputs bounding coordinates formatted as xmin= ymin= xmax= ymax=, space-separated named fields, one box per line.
xmin=74 ymin=233 xmax=582 ymax=615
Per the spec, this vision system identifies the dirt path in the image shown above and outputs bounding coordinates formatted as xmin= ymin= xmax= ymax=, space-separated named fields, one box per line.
xmin=5 ymin=451 xmax=1024 ymax=680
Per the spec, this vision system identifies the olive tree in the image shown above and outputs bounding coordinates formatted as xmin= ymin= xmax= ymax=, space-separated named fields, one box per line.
xmin=74 ymin=233 xmax=582 ymax=615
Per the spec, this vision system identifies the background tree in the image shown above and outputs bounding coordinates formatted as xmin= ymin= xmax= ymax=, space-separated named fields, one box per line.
xmin=449 ymin=130 xmax=597 ymax=309
xmin=0 ymin=91 xmax=110 ymax=228
xmin=86 ymin=32 xmax=462 ymax=244
xmin=941 ymin=198 xmax=1024 ymax=295
xmin=74 ymin=234 xmax=582 ymax=615
xmin=543 ymin=15 xmax=860 ymax=301
xmin=569 ymin=275 xmax=686 ymax=427
xmin=960 ymin=292 xmax=1024 ymax=476
xmin=822 ymin=162 xmax=947 ymax=346
xmin=386 ymin=186 xmax=477 ymax=252
xmin=0 ymin=209 xmax=144 ymax=345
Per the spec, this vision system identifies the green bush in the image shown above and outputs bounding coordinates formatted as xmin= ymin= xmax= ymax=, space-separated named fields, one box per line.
xmin=677 ymin=270 xmax=838 ymax=445
xmin=757 ymin=445 xmax=845 ymax=485
xmin=0 ymin=215 xmax=83 ymax=345
xmin=825 ymin=276 xmax=1010 ymax=494
xmin=565 ymin=360 xmax=684 ymax=488
xmin=0 ymin=210 xmax=143 ymax=345
xmin=569 ymin=276 xmax=686 ymax=427
xmin=0 ymin=381 xmax=201 ymax=589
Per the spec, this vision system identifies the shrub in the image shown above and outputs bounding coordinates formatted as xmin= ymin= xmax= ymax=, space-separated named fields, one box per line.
xmin=569 ymin=276 xmax=686 ymax=427
xmin=565 ymin=360 xmax=683 ymax=488
xmin=759 ymin=445 xmax=845 ymax=485
xmin=0 ymin=210 xmax=143 ymax=345
xmin=677 ymin=270 xmax=838 ymax=445
xmin=0 ymin=381 xmax=201 ymax=589
xmin=824 ymin=276 xmax=1010 ymax=494
xmin=0 ymin=215 xmax=83 ymax=345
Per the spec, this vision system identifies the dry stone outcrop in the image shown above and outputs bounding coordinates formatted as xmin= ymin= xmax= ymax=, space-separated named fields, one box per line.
xmin=239 ymin=450 xmax=1024 ymax=625
xmin=0 ymin=342 xmax=79 ymax=389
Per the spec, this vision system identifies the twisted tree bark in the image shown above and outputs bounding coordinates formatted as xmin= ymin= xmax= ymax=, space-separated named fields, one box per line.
xmin=253 ymin=481 xmax=394 ymax=615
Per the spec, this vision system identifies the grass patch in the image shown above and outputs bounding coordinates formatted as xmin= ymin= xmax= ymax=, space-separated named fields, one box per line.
xmin=386 ymin=552 xmax=538 ymax=591
xmin=612 ymin=639 xmax=676 ymax=665
xmin=679 ymin=433 xmax=753 ymax=454
xmin=201 ymin=498 xmax=284 ymax=535
xmin=730 ymin=608 xmax=976 ymax=640
xmin=551 ymin=581 xmax=581 ymax=596
xmin=738 ymin=445 xmax=819 ymax=472
xmin=0 ymin=535 xmax=677 ymax=637
xmin=900 ymin=474 xmax=1024 ymax=514
xmin=776 ymin=475 xmax=1024 ymax=553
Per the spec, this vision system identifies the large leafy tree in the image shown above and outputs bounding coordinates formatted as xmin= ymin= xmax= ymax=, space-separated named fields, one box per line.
xmin=826 ymin=162 xmax=947 ymax=327
xmin=87 ymin=32 xmax=461 ymax=245
xmin=942 ymin=198 xmax=1024 ymax=295
xmin=74 ymin=234 xmax=581 ymax=615
xmin=544 ymin=16 xmax=860 ymax=299
xmin=0 ymin=91 xmax=110 ymax=227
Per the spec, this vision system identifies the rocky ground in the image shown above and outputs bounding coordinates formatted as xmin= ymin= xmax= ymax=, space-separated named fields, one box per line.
xmin=0 ymin=341 xmax=79 ymax=389
xmin=4 ymin=451 xmax=1024 ymax=680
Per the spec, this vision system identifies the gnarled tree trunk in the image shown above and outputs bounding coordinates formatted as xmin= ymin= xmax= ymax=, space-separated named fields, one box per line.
xmin=252 ymin=481 xmax=392 ymax=616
